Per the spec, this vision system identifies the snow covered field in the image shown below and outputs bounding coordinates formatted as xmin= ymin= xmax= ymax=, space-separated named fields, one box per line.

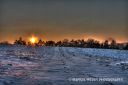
xmin=0 ymin=46 xmax=128 ymax=85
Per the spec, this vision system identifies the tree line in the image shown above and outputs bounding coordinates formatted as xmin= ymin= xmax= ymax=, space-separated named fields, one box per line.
xmin=0 ymin=37 xmax=128 ymax=50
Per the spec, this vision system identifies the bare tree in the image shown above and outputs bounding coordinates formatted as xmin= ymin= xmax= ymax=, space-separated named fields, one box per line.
xmin=37 ymin=39 xmax=45 ymax=46
xmin=0 ymin=41 xmax=11 ymax=45
xmin=103 ymin=40 xmax=109 ymax=49
xmin=45 ymin=41 xmax=55 ymax=46
xmin=14 ymin=37 xmax=26 ymax=45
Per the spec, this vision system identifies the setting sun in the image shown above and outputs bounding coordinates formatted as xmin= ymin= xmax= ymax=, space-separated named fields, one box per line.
xmin=29 ymin=36 xmax=38 ymax=44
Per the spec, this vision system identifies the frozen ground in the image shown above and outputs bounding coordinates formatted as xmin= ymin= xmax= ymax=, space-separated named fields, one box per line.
xmin=0 ymin=46 xmax=128 ymax=85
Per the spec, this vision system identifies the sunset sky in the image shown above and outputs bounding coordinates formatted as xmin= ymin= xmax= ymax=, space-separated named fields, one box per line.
xmin=0 ymin=0 xmax=128 ymax=43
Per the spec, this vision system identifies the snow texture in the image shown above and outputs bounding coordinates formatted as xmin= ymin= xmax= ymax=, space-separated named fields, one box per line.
xmin=0 ymin=46 xmax=128 ymax=85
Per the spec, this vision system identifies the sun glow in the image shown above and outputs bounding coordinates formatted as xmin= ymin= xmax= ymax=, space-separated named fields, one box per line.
xmin=29 ymin=36 xmax=38 ymax=44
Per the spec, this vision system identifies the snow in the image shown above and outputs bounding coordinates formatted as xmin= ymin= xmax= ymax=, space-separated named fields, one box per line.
xmin=67 ymin=47 xmax=128 ymax=59
xmin=0 ymin=46 xmax=128 ymax=85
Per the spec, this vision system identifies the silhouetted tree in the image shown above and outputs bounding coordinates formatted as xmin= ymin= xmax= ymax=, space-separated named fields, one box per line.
xmin=74 ymin=39 xmax=86 ymax=47
xmin=9 ymin=36 xmax=126 ymax=50
xmin=37 ymin=39 xmax=45 ymax=46
xmin=69 ymin=39 xmax=77 ymax=47
xmin=94 ymin=40 xmax=101 ymax=48
xmin=86 ymin=39 xmax=93 ymax=48
xmin=86 ymin=39 xmax=100 ymax=48
xmin=56 ymin=41 xmax=62 ymax=46
xmin=103 ymin=40 xmax=109 ymax=49
xmin=110 ymin=39 xmax=117 ymax=49
xmin=69 ymin=39 xmax=74 ymax=47
xmin=45 ymin=41 xmax=55 ymax=46
xmin=14 ymin=37 xmax=26 ymax=45
xmin=0 ymin=41 xmax=11 ymax=45
xmin=80 ymin=39 xmax=86 ymax=47
xmin=124 ymin=43 xmax=128 ymax=50
xmin=62 ymin=39 xmax=70 ymax=47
